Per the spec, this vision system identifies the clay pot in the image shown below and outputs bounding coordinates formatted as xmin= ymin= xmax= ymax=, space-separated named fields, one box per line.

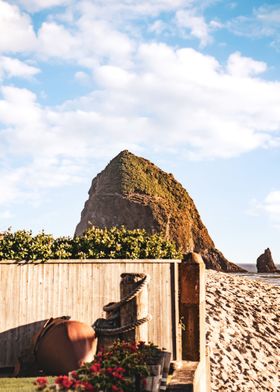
xmin=33 ymin=318 xmax=97 ymax=374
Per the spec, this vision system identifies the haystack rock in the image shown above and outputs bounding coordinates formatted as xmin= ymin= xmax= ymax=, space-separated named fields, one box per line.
xmin=256 ymin=248 xmax=279 ymax=273
xmin=75 ymin=150 xmax=245 ymax=272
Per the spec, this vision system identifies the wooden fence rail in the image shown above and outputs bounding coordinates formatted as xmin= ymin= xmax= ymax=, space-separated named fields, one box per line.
xmin=0 ymin=259 xmax=181 ymax=368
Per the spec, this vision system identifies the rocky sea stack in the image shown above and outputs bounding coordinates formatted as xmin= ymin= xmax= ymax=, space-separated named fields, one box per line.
xmin=75 ymin=150 xmax=244 ymax=272
xmin=257 ymin=248 xmax=279 ymax=273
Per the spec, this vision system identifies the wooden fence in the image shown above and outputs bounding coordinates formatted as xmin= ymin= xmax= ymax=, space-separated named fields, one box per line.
xmin=0 ymin=259 xmax=181 ymax=368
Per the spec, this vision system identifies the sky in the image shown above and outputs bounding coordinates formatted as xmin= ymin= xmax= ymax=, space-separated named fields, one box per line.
xmin=0 ymin=0 xmax=280 ymax=264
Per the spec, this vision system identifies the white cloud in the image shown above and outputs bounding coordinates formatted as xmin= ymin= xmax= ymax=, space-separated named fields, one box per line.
xmin=74 ymin=71 xmax=90 ymax=83
xmin=264 ymin=192 xmax=280 ymax=215
xmin=176 ymin=9 xmax=211 ymax=47
xmin=76 ymin=0 xmax=193 ymax=20
xmin=0 ymin=56 xmax=40 ymax=80
xmin=227 ymin=16 xmax=272 ymax=38
xmin=226 ymin=52 xmax=267 ymax=78
xmin=249 ymin=191 xmax=280 ymax=228
xmin=38 ymin=22 xmax=78 ymax=59
xmin=32 ymin=0 xmax=213 ymax=67
xmin=1 ymin=0 xmax=280 ymax=208
xmin=255 ymin=5 xmax=280 ymax=49
xmin=0 ymin=86 xmax=90 ymax=159
xmin=66 ymin=45 xmax=280 ymax=160
xmin=148 ymin=20 xmax=166 ymax=34
xmin=0 ymin=160 xmax=83 ymax=207
xmin=227 ymin=5 xmax=280 ymax=49
xmin=1 ymin=45 xmax=280 ymax=179
xmin=0 ymin=168 xmax=28 ymax=205
xmin=0 ymin=85 xmax=88 ymax=205
xmin=95 ymin=66 xmax=134 ymax=89
xmin=15 ymin=0 xmax=70 ymax=12
xmin=23 ymin=157 xmax=85 ymax=189
xmin=209 ymin=20 xmax=223 ymax=29
xmin=0 ymin=0 xmax=213 ymax=67
xmin=37 ymin=18 xmax=134 ymax=67
xmin=0 ymin=0 xmax=37 ymax=53
xmin=0 ymin=210 xmax=13 ymax=219
xmin=76 ymin=18 xmax=134 ymax=67
xmin=256 ymin=5 xmax=280 ymax=24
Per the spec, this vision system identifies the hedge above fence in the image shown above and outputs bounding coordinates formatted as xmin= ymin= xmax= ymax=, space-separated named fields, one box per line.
xmin=0 ymin=227 xmax=182 ymax=261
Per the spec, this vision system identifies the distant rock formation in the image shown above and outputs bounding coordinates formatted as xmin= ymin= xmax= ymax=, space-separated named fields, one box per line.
xmin=75 ymin=150 xmax=245 ymax=272
xmin=256 ymin=248 xmax=279 ymax=273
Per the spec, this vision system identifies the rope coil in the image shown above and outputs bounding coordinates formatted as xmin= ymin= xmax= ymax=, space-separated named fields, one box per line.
xmin=93 ymin=273 xmax=152 ymax=336
xmin=94 ymin=314 xmax=152 ymax=336
xmin=103 ymin=273 xmax=150 ymax=312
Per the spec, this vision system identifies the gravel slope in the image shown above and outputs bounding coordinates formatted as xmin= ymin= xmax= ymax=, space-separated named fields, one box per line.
xmin=206 ymin=270 xmax=280 ymax=392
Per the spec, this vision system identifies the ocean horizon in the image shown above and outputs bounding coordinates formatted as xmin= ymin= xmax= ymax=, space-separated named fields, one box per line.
xmin=235 ymin=263 xmax=280 ymax=287
xmin=237 ymin=263 xmax=280 ymax=272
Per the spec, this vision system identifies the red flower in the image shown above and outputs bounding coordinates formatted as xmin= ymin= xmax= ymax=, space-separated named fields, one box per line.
xmin=82 ymin=381 xmax=95 ymax=391
xmin=35 ymin=376 xmax=48 ymax=389
xmin=96 ymin=351 xmax=104 ymax=360
xmin=112 ymin=385 xmax=124 ymax=392
xmin=55 ymin=375 xmax=73 ymax=389
xmin=112 ymin=371 xmax=124 ymax=380
xmin=36 ymin=377 xmax=47 ymax=386
xmin=90 ymin=362 xmax=101 ymax=373
xmin=70 ymin=370 xmax=78 ymax=379
xmin=129 ymin=343 xmax=137 ymax=352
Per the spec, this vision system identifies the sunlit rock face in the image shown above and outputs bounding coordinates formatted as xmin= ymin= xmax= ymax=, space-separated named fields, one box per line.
xmin=75 ymin=150 xmax=244 ymax=272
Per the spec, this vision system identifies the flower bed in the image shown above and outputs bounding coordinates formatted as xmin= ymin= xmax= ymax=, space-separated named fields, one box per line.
xmin=34 ymin=341 xmax=166 ymax=392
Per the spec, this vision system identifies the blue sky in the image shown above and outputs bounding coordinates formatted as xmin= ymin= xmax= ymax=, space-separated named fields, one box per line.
xmin=1 ymin=0 xmax=280 ymax=264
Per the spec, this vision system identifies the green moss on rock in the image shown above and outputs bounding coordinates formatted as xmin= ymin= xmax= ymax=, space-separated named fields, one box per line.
xmin=75 ymin=150 xmax=245 ymax=272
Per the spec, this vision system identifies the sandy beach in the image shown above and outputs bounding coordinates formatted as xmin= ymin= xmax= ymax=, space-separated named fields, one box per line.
xmin=206 ymin=270 xmax=280 ymax=392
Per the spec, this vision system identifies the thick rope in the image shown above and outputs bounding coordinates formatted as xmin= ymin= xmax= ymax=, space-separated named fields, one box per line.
xmin=94 ymin=273 xmax=152 ymax=335
xmin=103 ymin=273 xmax=150 ymax=312
xmin=94 ymin=314 xmax=152 ymax=336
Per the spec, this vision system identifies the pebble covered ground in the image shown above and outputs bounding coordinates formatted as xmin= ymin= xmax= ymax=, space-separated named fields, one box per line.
xmin=206 ymin=270 xmax=280 ymax=392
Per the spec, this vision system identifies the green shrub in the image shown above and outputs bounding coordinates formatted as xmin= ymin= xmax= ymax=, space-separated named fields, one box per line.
xmin=0 ymin=227 xmax=182 ymax=261
xmin=51 ymin=236 xmax=73 ymax=259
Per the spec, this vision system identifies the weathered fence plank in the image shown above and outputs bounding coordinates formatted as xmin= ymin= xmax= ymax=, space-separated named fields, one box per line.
xmin=0 ymin=259 xmax=180 ymax=367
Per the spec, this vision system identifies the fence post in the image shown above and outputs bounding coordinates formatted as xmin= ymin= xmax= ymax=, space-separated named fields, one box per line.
xmin=179 ymin=252 xmax=206 ymax=362
xmin=120 ymin=273 xmax=149 ymax=342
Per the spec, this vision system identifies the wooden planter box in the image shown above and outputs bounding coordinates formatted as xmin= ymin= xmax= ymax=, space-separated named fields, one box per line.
xmin=143 ymin=365 xmax=162 ymax=391
xmin=138 ymin=351 xmax=171 ymax=392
